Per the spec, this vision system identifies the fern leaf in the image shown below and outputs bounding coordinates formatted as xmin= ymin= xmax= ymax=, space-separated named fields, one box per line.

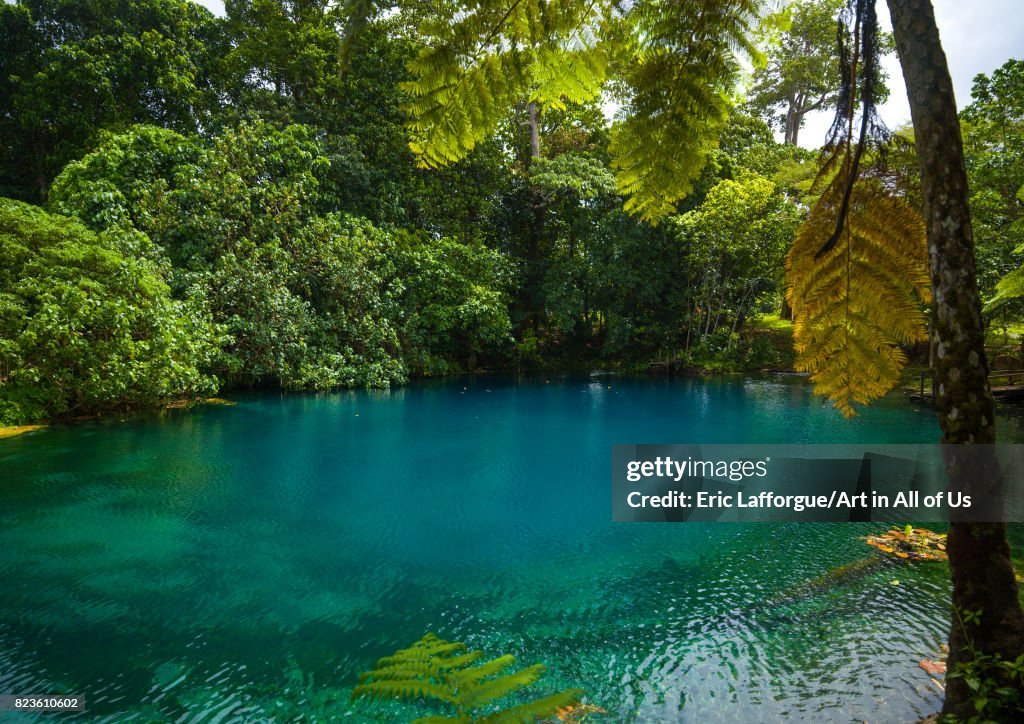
xmin=446 ymin=654 xmax=516 ymax=690
xmin=477 ymin=689 xmax=586 ymax=724
xmin=786 ymin=168 xmax=930 ymax=417
xmin=609 ymin=0 xmax=760 ymax=223
xmin=373 ymin=633 xmax=468 ymax=666
xmin=403 ymin=0 xmax=762 ymax=222
xmin=985 ymin=264 xmax=1024 ymax=312
xmin=353 ymin=633 xmax=588 ymax=722
xmin=403 ymin=0 xmax=610 ymax=169
xmin=455 ymin=663 xmax=547 ymax=709
xmin=351 ymin=678 xmax=457 ymax=705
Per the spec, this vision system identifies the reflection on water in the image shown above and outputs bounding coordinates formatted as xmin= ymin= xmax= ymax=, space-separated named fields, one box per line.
xmin=2 ymin=375 xmax=1022 ymax=722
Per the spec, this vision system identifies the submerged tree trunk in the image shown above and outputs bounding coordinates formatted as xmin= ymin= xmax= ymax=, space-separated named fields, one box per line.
xmin=886 ymin=0 xmax=1024 ymax=717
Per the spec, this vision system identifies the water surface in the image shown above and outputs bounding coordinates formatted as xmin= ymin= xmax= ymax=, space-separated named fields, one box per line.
xmin=3 ymin=375 xmax=1022 ymax=722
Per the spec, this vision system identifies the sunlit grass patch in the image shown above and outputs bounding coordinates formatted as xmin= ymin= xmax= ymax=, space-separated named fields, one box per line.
xmin=0 ymin=424 xmax=46 ymax=439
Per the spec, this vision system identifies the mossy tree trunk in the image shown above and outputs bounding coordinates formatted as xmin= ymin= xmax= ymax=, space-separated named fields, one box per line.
xmin=886 ymin=0 xmax=1024 ymax=716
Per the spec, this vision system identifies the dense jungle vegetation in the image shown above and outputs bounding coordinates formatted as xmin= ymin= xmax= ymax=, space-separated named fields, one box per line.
xmin=0 ymin=0 xmax=1020 ymax=426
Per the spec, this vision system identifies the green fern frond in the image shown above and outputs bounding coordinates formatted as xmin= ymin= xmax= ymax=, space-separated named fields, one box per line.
xmin=478 ymin=689 xmax=586 ymax=723
xmin=403 ymin=0 xmax=611 ymax=169
xmin=402 ymin=0 xmax=762 ymax=222
xmin=985 ymin=264 xmax=1024 ymax=311
xmin=351 ymin=678 xmax=457 ymax=705
xmin=446 ymin=654 xmax=516 ymax=689
xmin=374 ymin=632 xmax=468 ymax=666
xmin=455 ymin=663 xmax=547 ymax=709
xmin=609 ymin=51 xmax=729 ymax=222
xmin=608 ymin=0 xmax=760 ymax=222
xmin=353 ymin=634 xmax=589 ymax=722
xmin=786 ymin=164 xmax=930 ymax=417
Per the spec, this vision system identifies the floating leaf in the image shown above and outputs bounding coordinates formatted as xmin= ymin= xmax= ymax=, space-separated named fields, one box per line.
xmin=863 ymin=527 xmax=948 ymax=562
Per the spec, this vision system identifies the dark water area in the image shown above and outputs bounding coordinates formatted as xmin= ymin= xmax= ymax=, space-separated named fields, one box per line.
xmin=3 ymin=374 xmax=1024 ymax=722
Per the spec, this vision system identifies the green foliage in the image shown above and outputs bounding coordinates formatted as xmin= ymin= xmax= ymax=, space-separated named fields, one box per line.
xmin=402 ymin=0 xmax=762 ymax=224
xmin=49 ymin=122 xmax=513 ymax=391
xmin=0 ymin=198 xmax=216 ymax=425
xmin=352 ymin=633 xmax=584 ymax=723
xmin=399 ymin=236 xmax=514 ymax=375
xmin=0 ymin=0 xmax=222 ymax=202
xmin=963 ymin=59 xmax=1024 ymax=309
xmin=941 ymin=608 xmax=1024 ymax=723
xmin=49 ymin=122 xmax=364 ymax=388
xmin=673 ymin=173 xmax=800 ymax=352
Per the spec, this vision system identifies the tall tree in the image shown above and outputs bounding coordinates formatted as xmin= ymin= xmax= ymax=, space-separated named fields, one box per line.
xmin=886 ymin=0 xmax=1024 ymax=717
xmin=0 ymin=0 xmax=224 ymax=202
xmin=748 ymin=0 xmax=893 ymax=147
xmin=747 ymin=0 xmax=845 ymax=146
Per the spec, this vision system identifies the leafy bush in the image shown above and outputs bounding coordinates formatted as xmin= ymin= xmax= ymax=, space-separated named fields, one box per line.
xmin=398 ymin=235 xmax=514 ymax=374
xmin=49 ymin=123 xmax=513 ymax=389
xmin=0 ymin=199 xmax=216 ymax=424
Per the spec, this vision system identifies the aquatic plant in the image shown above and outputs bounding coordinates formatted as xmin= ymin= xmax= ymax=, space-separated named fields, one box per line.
xmin=352 ymin=633 xmax=585 ymax=723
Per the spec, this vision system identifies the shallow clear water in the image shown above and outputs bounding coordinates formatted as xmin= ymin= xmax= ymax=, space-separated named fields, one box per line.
xmin=2 ymin=374 xmax=1023 ymax=722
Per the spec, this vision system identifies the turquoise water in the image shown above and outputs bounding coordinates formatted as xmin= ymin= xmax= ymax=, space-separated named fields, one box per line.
xmin=2 ymin=375 xmax=1023 ymax=722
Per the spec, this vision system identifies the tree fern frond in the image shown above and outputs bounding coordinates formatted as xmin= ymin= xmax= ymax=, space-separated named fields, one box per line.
xmin=531 ymin=43 xmax=607 ymax=110
xmin=352 ymin=634 xmax=587 ymax=722
xmin=455 ymin=664 xmax=547 ymax=709
xmin=478 ymin=689 xmax=586 ymax=724
xmin=446 ymin=654 xmax=516 ymax=689
xmin=403 ymin=0 xmax=611 ymax=168
xmin=985 ymin=264 xmax=1024 ymax=311
xmin=351 ymin=678 xmax=457 ymax=705
xmin=786 ymin=166 xmax=930 ymax=417
xmin=609 ymin=0 xmax=760 ymax=222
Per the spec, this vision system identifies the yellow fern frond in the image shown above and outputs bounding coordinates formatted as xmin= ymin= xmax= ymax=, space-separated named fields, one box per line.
xmin=786 ymin=167 xmax=930 ymax=417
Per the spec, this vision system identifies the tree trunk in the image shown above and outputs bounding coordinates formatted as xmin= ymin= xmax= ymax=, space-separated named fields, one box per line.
xmin=887 ymin=0 xmax=1024 ymax=717
xmin=528 ymin=102 xmax=541 ymax=159
xmin=527 ymin=102 xmax=544 ymax=336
